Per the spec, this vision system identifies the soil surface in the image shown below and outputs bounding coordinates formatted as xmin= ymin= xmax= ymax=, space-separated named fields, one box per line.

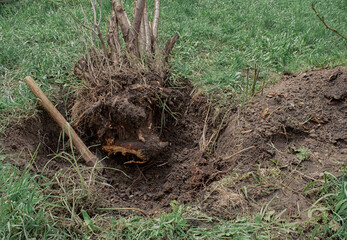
xmin=2 ymin=66 xmax=346 ymax=220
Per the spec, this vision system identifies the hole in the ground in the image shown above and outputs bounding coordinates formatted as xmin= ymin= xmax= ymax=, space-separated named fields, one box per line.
xmin=3 ymin=88 xmax=221 ymax=213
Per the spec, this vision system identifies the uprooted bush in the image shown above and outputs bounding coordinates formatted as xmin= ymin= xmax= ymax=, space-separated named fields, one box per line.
xmin=71 ymin=0 xmax=182 ymax=163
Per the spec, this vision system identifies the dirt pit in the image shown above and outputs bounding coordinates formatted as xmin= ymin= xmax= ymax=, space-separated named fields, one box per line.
xmin=2 ymin=66 xmax=346 ymax=220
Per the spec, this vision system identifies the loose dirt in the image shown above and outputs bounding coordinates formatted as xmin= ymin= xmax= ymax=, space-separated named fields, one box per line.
xmin=2 ymin=66 xmax=346 ymax=220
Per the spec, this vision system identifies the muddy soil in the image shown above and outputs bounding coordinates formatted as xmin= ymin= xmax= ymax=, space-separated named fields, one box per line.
xmin=2 ymin=66 xmax=346 ymax=220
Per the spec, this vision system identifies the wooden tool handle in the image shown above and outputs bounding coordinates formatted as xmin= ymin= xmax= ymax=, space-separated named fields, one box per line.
xmin=24 ymin=76 xmax=98 ymax=167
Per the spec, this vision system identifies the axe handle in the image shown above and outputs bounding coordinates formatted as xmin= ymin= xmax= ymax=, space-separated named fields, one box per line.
xmin=24 ymin=76 xmax=98 ymax=167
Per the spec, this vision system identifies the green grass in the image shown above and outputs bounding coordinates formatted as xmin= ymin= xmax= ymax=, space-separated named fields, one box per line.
xmin=0 ymin=160 xmax=66 ymax=239
xmin=163 ymin=0 xmax=347 ymax=92
xmin=306 ymin=172 xmax=347 ymax=239
xmin=105 ymin=201 xmax=298 ymax=239
xmin=0 ymin=0 xmax=85 ymax=130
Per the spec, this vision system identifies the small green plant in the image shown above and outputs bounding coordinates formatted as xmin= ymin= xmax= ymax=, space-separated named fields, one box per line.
xmin=81 ymin=209 xmax=100 ymax=232
xmin=291 ymin=146 xmax=311 ymax=162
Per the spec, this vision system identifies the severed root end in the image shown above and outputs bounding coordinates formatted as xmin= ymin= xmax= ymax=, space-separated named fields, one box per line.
xmin=102 ymin=139 xmax=168 ymax=164
xmin=102 ymin=144 xmax=146 ymax=163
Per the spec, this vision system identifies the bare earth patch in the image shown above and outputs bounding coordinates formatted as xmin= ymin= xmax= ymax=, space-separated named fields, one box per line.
xmin=2 ymin=66 xmax=346 ymax=221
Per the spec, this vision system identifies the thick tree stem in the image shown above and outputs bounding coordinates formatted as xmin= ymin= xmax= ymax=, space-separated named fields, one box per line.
xmin=127 ymin=0 xmax=146 ymax=57
xmin=143 ymin=2 xmax=152 ymax=53
xmin=152 ymin=0 xmax=160 ymax=39
xmin=113 ymin=0 xmax=131 ymax=41
xmin=107 ymin=13 xmax=121 ymax=64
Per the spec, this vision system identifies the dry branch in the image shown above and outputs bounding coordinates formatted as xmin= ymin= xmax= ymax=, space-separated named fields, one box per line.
xmin=107 ymin=13 xmax=121 ymax=63
xmin=90 ymin=0 xmax=108 ymax=56
xmin=312 ymin=3 xmax=347 ymax=41
xmin=164 ymin=33 xmax=179 ymax=63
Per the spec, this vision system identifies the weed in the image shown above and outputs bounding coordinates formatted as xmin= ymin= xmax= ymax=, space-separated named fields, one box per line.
xmin=0 ymin=0 xmax=87 ymax=130
xmin=291 ymin=146 xmax=311 ymax=162
xmin=165 ymin=0 xmax=347 ymax=92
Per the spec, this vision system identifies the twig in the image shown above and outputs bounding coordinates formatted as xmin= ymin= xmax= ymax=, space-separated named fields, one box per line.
xmin=73 ymin=100 xmax=102 ymax=127
xmin=245 ymin=68 xmax=249 ymax=97
xmin=90 ymin=0 xmax=108 ymax=56
xmin=164 ymin=34 xmax=179 ymax=63
xmin=312 ymin=3 xmax=347 ymax=40
xmin=199 ymin=103 xmax=211 ymax=151
xmin=223 ymin=146 xmax=256 ymax=161
xmin=136 ymin=165 xmax=148 ymax=183
xmin=251 ymin=65 xmax=258 ymax=96
xmin=208 ymin=108 xmax=231 ymax=153
xmin=205 ymin=159 xmax=239 ymax=185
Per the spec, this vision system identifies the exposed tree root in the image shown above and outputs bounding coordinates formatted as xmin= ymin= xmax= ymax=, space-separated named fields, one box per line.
xmin=71 ymin=0 xmax=180 ymax=163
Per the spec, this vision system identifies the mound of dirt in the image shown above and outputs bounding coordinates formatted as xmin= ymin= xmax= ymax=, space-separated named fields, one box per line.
xmin=2 ymin=66 xmax=346 ymax=220
xmin=204 ymin=66 xmax=347 ymax=220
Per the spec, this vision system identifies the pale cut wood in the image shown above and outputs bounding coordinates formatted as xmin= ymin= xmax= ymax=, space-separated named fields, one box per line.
xmin=24 ymin=76 xmax=99 ymax=167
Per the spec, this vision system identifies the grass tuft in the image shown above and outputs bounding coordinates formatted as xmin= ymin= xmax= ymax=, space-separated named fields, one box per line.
xmin=0 ymin=161 xmax=66 ymax=239
xmin=307 ymin=172 xmax=347 ymax=239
